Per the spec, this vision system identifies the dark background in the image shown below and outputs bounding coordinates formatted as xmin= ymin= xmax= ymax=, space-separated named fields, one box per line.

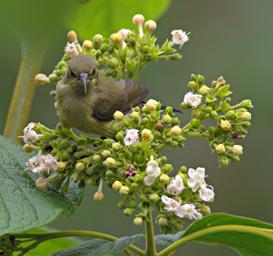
xmin=0 ymin=1 xmax=272 ymax=255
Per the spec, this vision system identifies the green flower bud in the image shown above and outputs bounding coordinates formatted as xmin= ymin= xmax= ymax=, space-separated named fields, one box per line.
xmin=240 ymin=100 xmax=253 ymax=109
xmin=232 ymin=145 xmax=243 ymax=155
xmin=35 ymin=73 xmax=49 ymax=85
xmin=115 ymin=131 xmax=124 ymax=141
xmin=130 ymin=182 xmax=139 ymax=192
xmin=117 ymin=200 xmax=126 ymax=209
xmin=35 ymin=178 xmax=49 ymax=191
xmin=83 ymin=40 xmax=93 ymax=50
xmin=112 ymin=142 xmax=122 ymax=151
xmin=101 ymin=150 xmax=111 ymax=158
xmin=210 ymin=110 xmax=218 ymax=119
xmin=188 ymin=81 xmax=197 ymax=90
xmin=159 ymin=174 xmax=170 ymax=183
xmin=57 ymin=161 xmax=67 ymax=172
xmin=199 ymin=85 xmax=210 ymax=95
xmin=123 ymin=208 xmax=135 ymax=216
xmin=200 ymin=205 xmax=211 ymax=215
xmin=93 ymin=154 xmax=101 ymax=162
xmin=48 ymin=73 xmax=58 ymax=83
xmin=219 ymin=156 xmax=230 ymax=167
xmin=93 ymin=34 xmax=104 ymax=44
xmin=239 ymin=112 xmax=251 ymax=121
xmin=197 ymin=74 xmax=205 ymax=84
xmin=23 ymin=144 xmax=37 ymax=153
xmin=75 ymin=162 xmax=85 ymax=171
xmin=191 ymin=118 xmax=200 ymax=128
xmin=119 ymin=186 xmax=130 ymax=195
xmin=215 ymin=144 xmax=226 ymax=154
xmin=225 ymin=110 xmax=236 ymax=119
xmin=145 ymin=99 xmax=158 ymax=111
xmin=162 ymin=114 xmax=172 ymax=124
xmin=158 ymin=217 xmax=168 ymax=226
xmin=179 ymin=165 xmax=187 ymax=173
xmin=133 ymin=216 xmax=143 ymax=226
xmin=130 ymin=111 xmax=140 ymax=120
xmin=149 ymin=193 xmax=160 ymax=202
xmin=112 ymin=180 xmax=123 ymax=190
xmin=162 ymin=164 xmax=173 ymax=173
xmin=85 ymin=178 xmax=94 ymax=185
xmin=113 ymin=111 xmax=124 ymax=121
xmin=106 ymin=170 xmax=114 ymax=177
xmin=103 ymin=157 xmax=116 ymax=167
xmin=220 ymin=120 xmax=232 ymax=131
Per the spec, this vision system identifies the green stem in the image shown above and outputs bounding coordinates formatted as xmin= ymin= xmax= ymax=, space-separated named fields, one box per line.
xmin=4 ymin=38 xmax=48 ymax=143
xmin=145 ymin=209 xmax=157 ymax=256
xmin=15 ymin=230 xmax=145 ymax=256
xmin=158 ymin=224 xmax=273 ymax=256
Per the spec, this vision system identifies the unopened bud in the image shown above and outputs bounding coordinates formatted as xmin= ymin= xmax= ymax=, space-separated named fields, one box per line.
xmin=232 ymin=145 xmax=243 ymax=155
xmin=113 ymin=111 xmax=124 ymax=121
xmin=215 ymin=144 xmax=225 ymax=154
xmin=57 ymin=161 xmax=67 ymax=171
xmin=119 ymin=185 xmax=130 ymax=195
xmin=158 ymin=217 xmax=168 ymax=226
xmin=67 ymin=30 xmax=77 ymax=42
xmin=48 ymin=73 xmax=58 ymax=83
xmin=110 ymin=33 xmax=123 ymax=44
xmin=239 ymin=112 xmax=251 ymax=121
xmin=146 ymin=99 xmax=158 ymax=111
xmin=93 ymin=34 xmax=104 ymax=43
xmin=220 ymin=120 xmax=232 ymax=131
xmin=149 ymin=193 xmax=160 ymax=202
xmin=83 ymin=40 xmax=93 ymax=50
xmin=141 ymin=129 xmax=153 ymax=140
xmin=133 ymin=216 xmax=143 ymax=226
xmin=159 ymin=174 xmax=170 ymax=183
xmin=75 ymin=162 xmax=85 ymax=171
xmin=93 ymin=154 xmax=101 ymax=161
xmin=23 ymin=144 xmax=36 ymax=153
xmin=155 ymin=122 xmax=164 ymax=130
xmin=220 ymin=156 xmax=230 ymax=167
xmin=162 ymin=114 xmax=172 ymax=124
xmin=93 ymin=191 xmax=104 ymax=201
xmin=112 ymin=142 xmax=122 ymax=151
xmin=170 ymin=126 xmax=182 ymax=136
xmin=200 ymin=205 xmax=211 ymax=215
xmin=85 ymin=178 xmax=94 ymax=185
xmin=123 ymin=208 xmax=135 ymax=216
xmin=145 ymin=20 xmax=157 ymax=32
xmin=132 ymin=14 xmax=144 ymax=25
xmin=35 ymin=178 xmax=49 ymax=191
xmin=199 ymin=85 xmax=210 ymax=95
xmin=119 ymin=29 xmax=132 ymax=40
xmin=35 ymin=73 xmax=49 ymax=85
xmin=130 ymin=111 xmax=140 ymax=120
xmin=104 ymin=157 xmax=116 ymax=167
xmin=112 ymin=180 xmax=123 ymax=190
xmin=101 ymin=150 xmax=111 ymax=158
xmin=162 ymin=164 xmax=173 ymax=173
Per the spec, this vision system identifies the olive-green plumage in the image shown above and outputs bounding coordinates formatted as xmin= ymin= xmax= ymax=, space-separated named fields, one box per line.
xmin=56 ymin=54 xmax=149 ymax=136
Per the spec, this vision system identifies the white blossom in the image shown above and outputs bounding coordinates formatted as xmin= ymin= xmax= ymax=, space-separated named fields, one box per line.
xmin=144 ymin=156 xmax=161 ymax=186
xmin=175 ymin=203 xmax=202 ymax=220
xmin=22 ymin=122 xmax=42 ymax=144
xmin=187 ymin=167 xmax=206 ymax=192
xmin=124 ymin=129 xmax=139 ymax=146
xmin=64 ymin=42 xmax=79 ymax=56
xmin=26 ymin=151 xmax=58 ymax=174
xmin=199 ymin=185 xmax=215 ymax=202
xmin=171 ymin=29 xmax=189 ymax=47
xmin=161 ymin=195 xmax=180 ymax=212
xmin=167 ymin=175 xmax=184 ymax=196
xmin=183 ymin=92 xmax=202 ymax=108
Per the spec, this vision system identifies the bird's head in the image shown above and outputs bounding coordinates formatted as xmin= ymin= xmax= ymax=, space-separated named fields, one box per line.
xmin=67 ymin=54 xmax=98 ymax=94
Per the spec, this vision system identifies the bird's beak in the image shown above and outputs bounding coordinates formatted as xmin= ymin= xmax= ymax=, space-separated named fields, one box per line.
xmin=79 ymin=72 xmax=88 ymax=94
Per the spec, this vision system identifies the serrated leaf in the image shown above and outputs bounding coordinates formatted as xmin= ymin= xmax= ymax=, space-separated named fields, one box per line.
xmin=52 ymin=234 xmax=144 ymax=256
xmin=155 ymin=231 xmax=184 ymax=247
xmin=0 ymin=136 xmax=83 ymax=237
xmin=160 ymin=213 xmax=273 ymax=256
xmin=67 ymin=0 xmax=170 ymax=39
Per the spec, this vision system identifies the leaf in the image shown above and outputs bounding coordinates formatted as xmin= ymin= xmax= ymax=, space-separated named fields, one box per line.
xmin=155 ymin=231 xmax=184 ymax=247
xmin=68 ymin=0 xmax=170 ymax=38
xmin=0 ymin=136 xmax=83 ymax=237
xmin=215 ymin=84 xmax=232 ymax=98
xmin=52 ymin=234 xmax=144 ymax=256
xmin=159 ymin=213 xmax=273 ymax=256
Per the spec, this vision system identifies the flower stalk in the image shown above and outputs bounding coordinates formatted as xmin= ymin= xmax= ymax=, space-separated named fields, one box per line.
xmin=145 ymin=209 xmax=157 ymax=256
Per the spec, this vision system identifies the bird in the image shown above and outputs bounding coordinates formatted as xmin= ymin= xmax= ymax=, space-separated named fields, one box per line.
xmin=55 ymin=54 xmax=149 ymax=136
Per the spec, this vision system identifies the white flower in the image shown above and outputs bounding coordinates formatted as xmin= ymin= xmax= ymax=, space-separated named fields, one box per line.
xmin=26 ymin=151 xmax=58 ymax=174
xmin=64 ymin=42 xmax=79 ymax=56
xmin=161 ymin=195 xmax=180 ymax=212
xmin=167 ymin=175 xmax=184 ymax=196
xmin=183 ymin=92 xmax=202 ymax=108
xmin=199 ymin=185 xmax=215 ymax=202
xmin=124 ymin=129 xmax=139 ymax=146
xmin=23 ymin=123 xmax=42 ymax=144
xmin=187 ymin=167 xmax=206 ymax=192
xmin=176 ymin=203 xmax=202 ymax=220
xmin=171 ymin=29 xmax=189 ymax=47
xmin=144 ymin=156 xmax=161 ymax=186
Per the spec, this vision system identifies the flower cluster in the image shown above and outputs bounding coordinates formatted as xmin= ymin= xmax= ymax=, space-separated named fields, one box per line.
xmin=22 ymin=74 xmax=252 ymax=232
xmin=34 ymin=14 xmax=189 ymax=86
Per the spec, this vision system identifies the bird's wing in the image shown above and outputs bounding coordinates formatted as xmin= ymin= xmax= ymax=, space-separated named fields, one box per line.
xmin=92 ymin=78 xmax=149 ymax=121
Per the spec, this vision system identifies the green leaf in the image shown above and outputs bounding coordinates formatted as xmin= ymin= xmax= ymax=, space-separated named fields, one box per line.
xmin=52 ymin=234 xmax=144 ymax=256
xmin=215 ymin=84 xmax=232 ymax=98
xmin=155 ymin=231 xmax=184 ymax=247
xmin=0 ymin=136 xmax=83 ymax=237
xmin=68 ymin=0 xmax=170 ymax=38
xmin=158 ymin=213 xmax=273 ymax=256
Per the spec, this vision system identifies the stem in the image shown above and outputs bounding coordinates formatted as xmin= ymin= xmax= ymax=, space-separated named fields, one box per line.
xmin=15 ymin=230 xmax=145 ymax=256
xmin=145 ymin=209 xmax=157 ymax=256
xmin=158 ymin=224 xmax=273 ymax=256
xmin=4 ymin=38 xmax=48 ymax=143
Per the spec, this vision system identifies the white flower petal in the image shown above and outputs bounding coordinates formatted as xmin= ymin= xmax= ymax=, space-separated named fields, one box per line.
xmin=144 ymin=175 xmax=156 ymax=186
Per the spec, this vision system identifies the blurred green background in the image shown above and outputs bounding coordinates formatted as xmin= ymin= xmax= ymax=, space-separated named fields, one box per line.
xmin=0 ymin=0 xmax=272 ymax=255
